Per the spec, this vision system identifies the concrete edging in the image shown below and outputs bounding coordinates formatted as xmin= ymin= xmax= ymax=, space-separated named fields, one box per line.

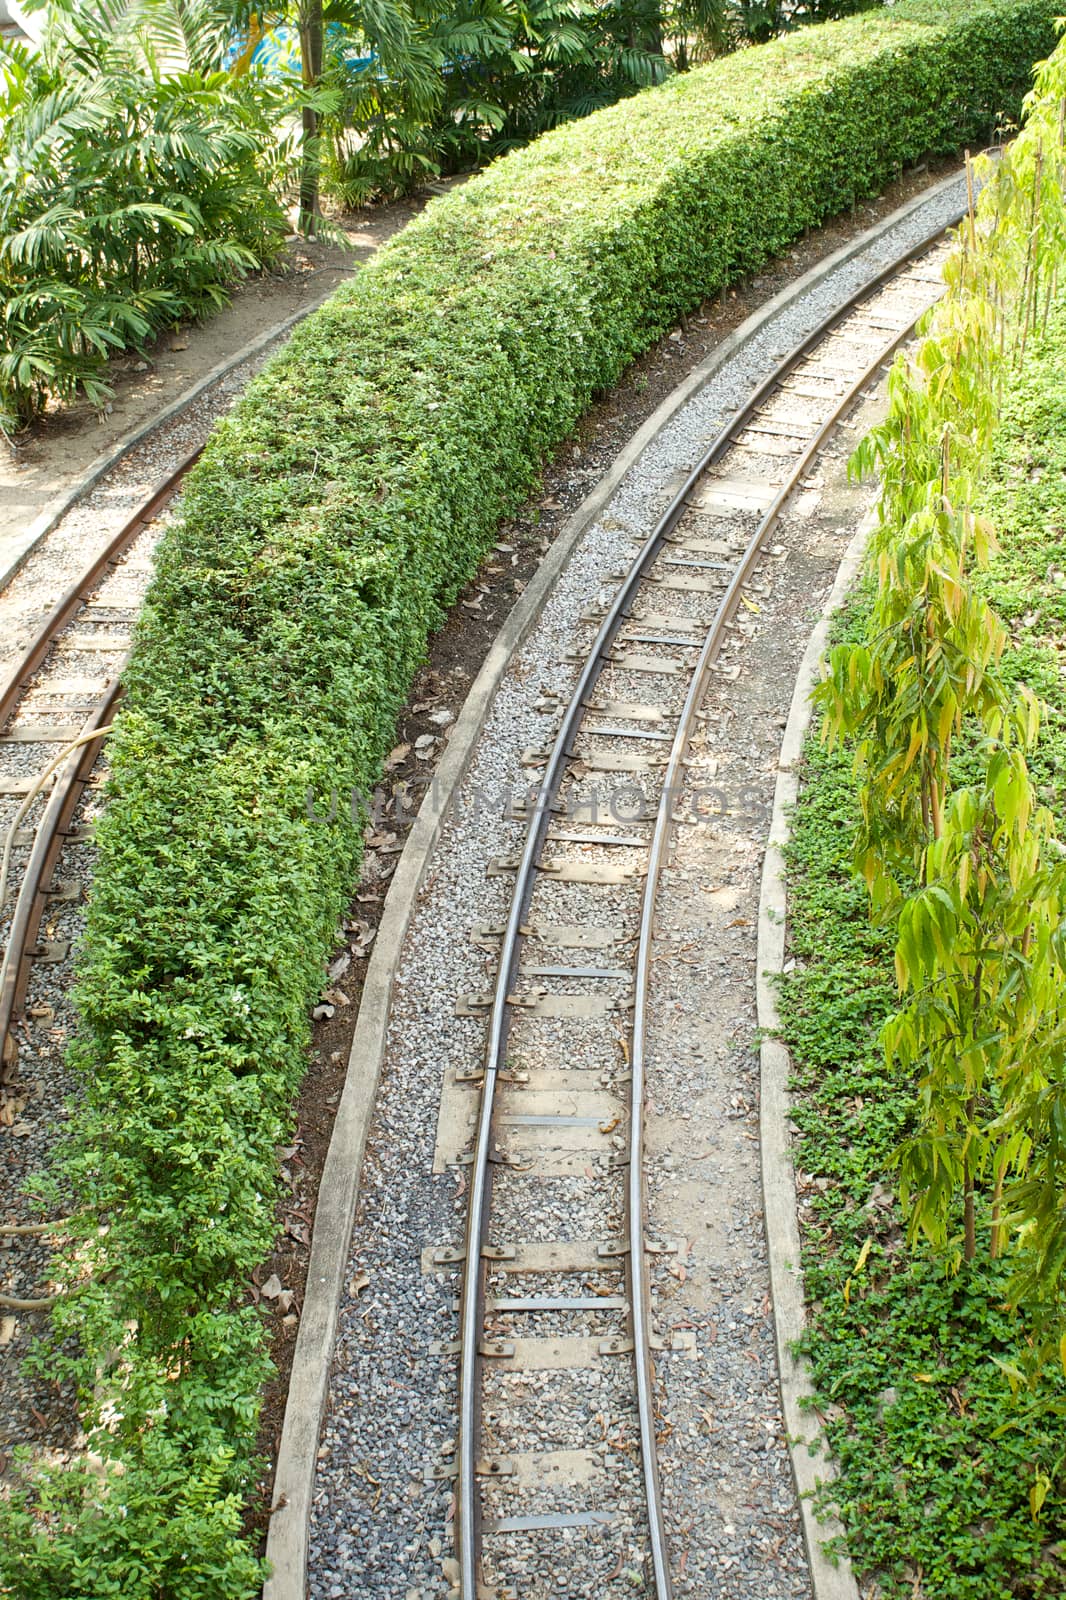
xmin=0 ymin=285 xmax=349 ymax=595
xmin=263 ymin=173 xmax=963 ymax=1600
xmin=756 ymin=507 xmax=878 ymax=1600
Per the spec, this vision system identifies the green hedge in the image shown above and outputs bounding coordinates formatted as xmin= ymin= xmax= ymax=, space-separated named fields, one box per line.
xmin=6 ymin=3 xmax=1058 ymax=1594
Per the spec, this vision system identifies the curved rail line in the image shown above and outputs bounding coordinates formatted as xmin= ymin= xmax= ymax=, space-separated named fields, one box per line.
xmin=455 ymin=214 xmax=963 ymax=1598
xmin=0 ymin=449 xmax=201 ymax=1075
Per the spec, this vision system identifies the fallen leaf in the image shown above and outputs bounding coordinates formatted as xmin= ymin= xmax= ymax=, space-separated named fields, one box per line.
xmin=349 ymin=1272 xmax=370 ymax=1298
xmin=328 ymin=951 xmax=351 ymax=981
xmin=260 ymin=1274 xmax=283 ymax=1300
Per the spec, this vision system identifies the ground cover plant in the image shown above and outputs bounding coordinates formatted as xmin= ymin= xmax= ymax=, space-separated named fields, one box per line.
xmin=2 ymin=4 xmax=1058 ymax=1595
xmin=779 ymin=26 xmax=1066 ymax=1594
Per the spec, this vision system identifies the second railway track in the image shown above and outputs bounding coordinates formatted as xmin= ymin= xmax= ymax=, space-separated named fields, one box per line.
xmin=0 ymin=450 xmax=199 ymax=1076
xmin=438 ymin=224 xmax=957 ymax=1600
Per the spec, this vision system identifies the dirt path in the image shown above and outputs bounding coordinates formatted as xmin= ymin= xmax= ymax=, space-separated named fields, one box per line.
xmin=0 ymin=190 xmax=453 ymax=554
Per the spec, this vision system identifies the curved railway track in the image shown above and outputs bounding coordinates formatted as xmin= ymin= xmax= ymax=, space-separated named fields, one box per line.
xmin=450 ymin=220 xmax=959 ymax=1600
xmin=0 ymin=185 xmax=963 ymax=1588
xmin=0 ymin=449 xmax=200 ymax=1078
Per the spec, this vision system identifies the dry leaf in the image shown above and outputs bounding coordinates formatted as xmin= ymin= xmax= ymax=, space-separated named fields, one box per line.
xmin=328 ymin=951 xmax=351 ymax=982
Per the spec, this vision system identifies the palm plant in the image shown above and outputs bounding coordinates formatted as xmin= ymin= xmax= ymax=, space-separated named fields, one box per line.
xmin=0 ymin=0 xmax=289 ymax=432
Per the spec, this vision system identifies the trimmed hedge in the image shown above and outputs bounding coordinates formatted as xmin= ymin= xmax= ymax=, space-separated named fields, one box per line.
xmin=6 ymin=3 xmax=1059 ymax=1595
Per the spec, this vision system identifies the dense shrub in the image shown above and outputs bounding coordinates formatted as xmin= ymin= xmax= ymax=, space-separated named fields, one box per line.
xmin=5 ymin=4 xmax=1057 ymax=1594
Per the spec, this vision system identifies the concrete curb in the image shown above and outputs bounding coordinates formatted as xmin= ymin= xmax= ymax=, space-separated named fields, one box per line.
xmin=756 ymin=507 xmax=878 ymax=1600
xmin=0 ymin=285 xmax=348 ymax=595
xmin=263 ymin=173 xmax=963 ymax=1600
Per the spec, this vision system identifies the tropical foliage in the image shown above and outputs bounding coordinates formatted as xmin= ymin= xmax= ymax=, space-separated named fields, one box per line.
xmin=0 ymin=4 xmax=1051 ymax=1595
xmin=816 ymin=26 xmax=1066 ymax=1360
xmin=779 ymin=283 xmax=1066 ymax=1600
xmin=0 ymin=0 xmax=886 ymax=424
xmin=0 ymin=0 xmax=295 ymax=432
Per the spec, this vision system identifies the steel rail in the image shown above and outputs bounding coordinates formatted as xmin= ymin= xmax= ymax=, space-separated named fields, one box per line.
xmin=0 ymin=450 xmax=202 ymax=1071
xmin=455 ymin=209 xmax=965 ymax=1599
xmin=0 ymin=678 xmax=124 ymax=1075
xmin=0 ymin=448 xmax=200 ymax=732
xmin=627 ymin=294 xmax=942 ymax=1599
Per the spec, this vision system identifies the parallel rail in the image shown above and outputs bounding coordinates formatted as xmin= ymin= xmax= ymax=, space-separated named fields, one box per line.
xmin=0 ymin=452 xmax=200 ymax=1075
xmin=455 ymin=214 xmax=962 ymax=1599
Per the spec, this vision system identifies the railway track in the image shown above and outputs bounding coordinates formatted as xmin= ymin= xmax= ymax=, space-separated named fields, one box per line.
xmin=0 ymin=450 xmax=200 ymax=1079
xmin=444 ymin=222 xmax=959 ymax=1600
xmin=0 ymin=179 xmax=962 ymax=1586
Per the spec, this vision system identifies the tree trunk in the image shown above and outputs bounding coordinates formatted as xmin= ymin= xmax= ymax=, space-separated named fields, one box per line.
xmin=990 ymin=1160 xmax=1004 ymax=1258
xmin=964 ymin=1094 xmax=977 ymax=1262
xmin=299 ymin=0 xmax=324 ymax=236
